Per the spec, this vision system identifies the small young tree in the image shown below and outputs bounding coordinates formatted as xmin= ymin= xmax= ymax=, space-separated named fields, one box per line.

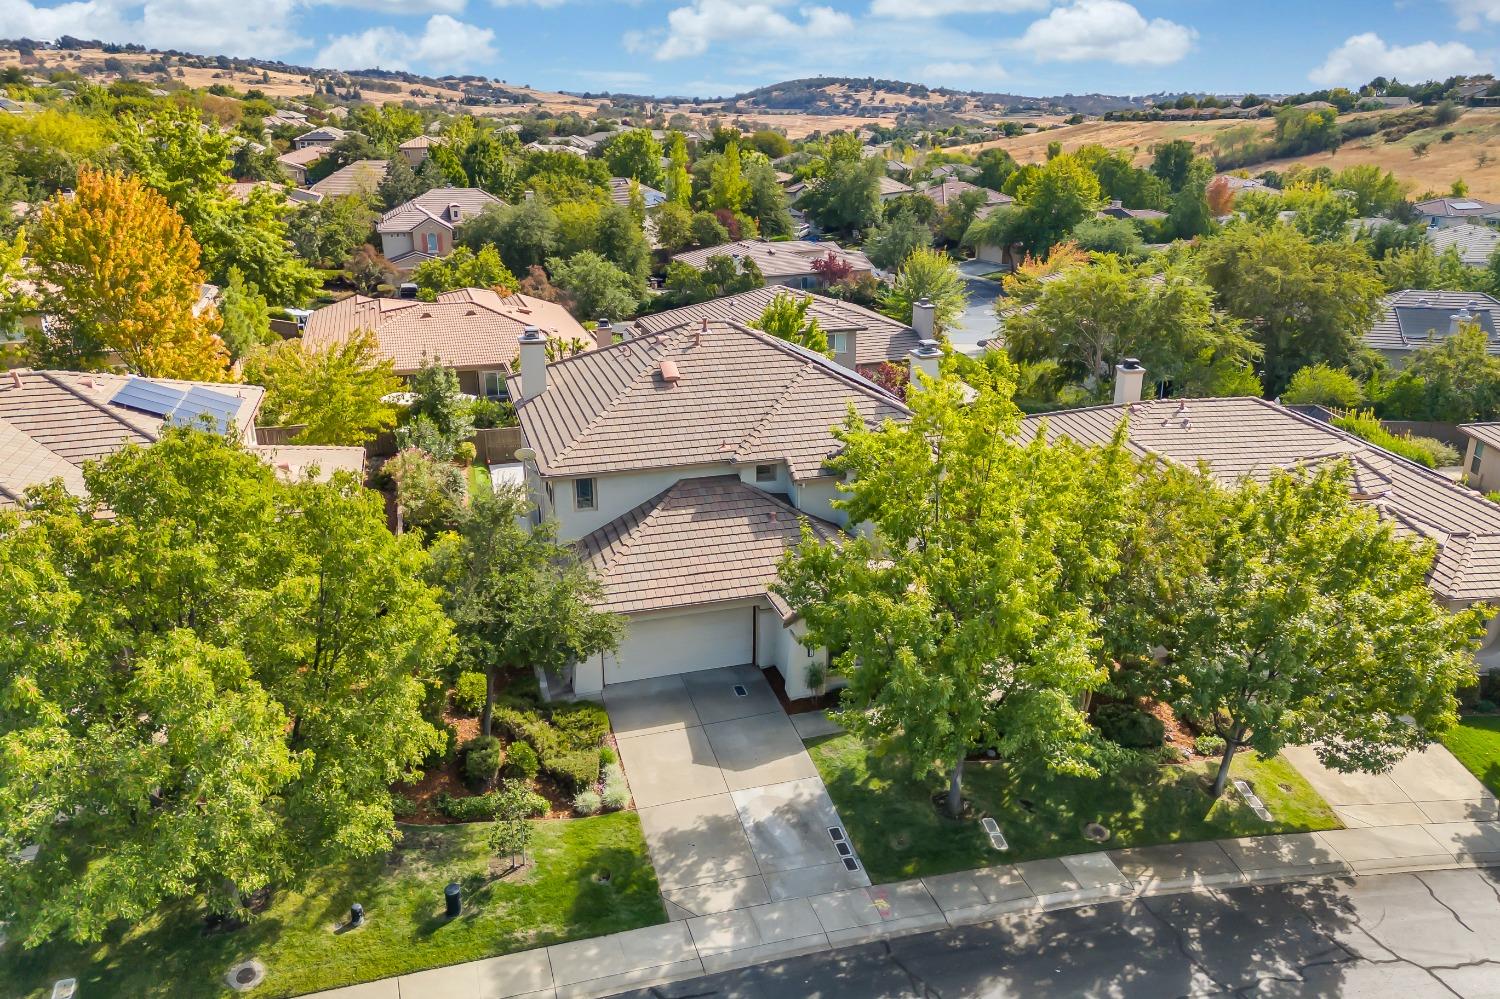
xmin=242 ymin=329 xmax=402 ymax=445
xmin=752 ymin=291 xmax=830 ymax=354
xmin=1280 ymin=363 xmax=1365 ymax=409
xmin=217 ymin=266 xmax=275 ymax=360
xmin=397 ymin=359 xmax=475 ymax=460
xmin=1165 ymin=464 xmax=1484 ymax=799
xmin=486 ymin=779 xmax=538 ymax=871
xmin=881 ymin=247 xmax=968 ymax=335
xmin=345 ymin=244 xmax=396 ymax=294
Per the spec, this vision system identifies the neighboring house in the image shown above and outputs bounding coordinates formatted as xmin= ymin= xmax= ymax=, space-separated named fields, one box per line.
xmin=1214 ymin=175 xmax=1280 ymax=198
xmin=263 ymin=110 xmax=308 ymax=131
xmin=504 ymin=319 xmax=914 ymax=698
xmin=877 ymin=175 xmax=915 ymax=201
xmin=670 ymin=239 xmax=875 ymax=290
xmin=1460 ymin=424 xmax=1500 ymax=495
xmin=921 ymin=177 xmax=1013 ymax=210
xmin=628 ymin=284 xmax=928 ymax=377
xmin=1414 ymin=197 xmax=1500 ymax=229
xmin=397 ymin=134 xmax=445 ymax=168
xmin=306 ymin=159 xmax=388 ymax=199
xmin=1428 ymin=223 xmax=1500 ymax=267
xmin=524 ymin=141 xmax=585 ymax=157
xmin=0 ymin=368 xmax=363 ymax=508
xmin=1365 ymin=289 xmax=1500 ymax=365
xmin=608 ymin=177 xmax=666 ymax=209
xmin=301 ymin=287 xmax=589 ymax=399
xmin=1023 ymin=383 xmax=1500 ymax=661
xmin=1098 ymin=200 xmax=1168 ymax=222
xmin=292 ymin=126 xmax=345 ymax=150
xmin=276 ymin=145 xmax=325 ymax=186
xmin=376 ymin=187 xmax=505 ymax=272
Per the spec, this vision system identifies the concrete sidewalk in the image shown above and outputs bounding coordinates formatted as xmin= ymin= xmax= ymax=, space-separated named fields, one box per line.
xmin=304 ymin=738 xmax=1500 ymax=999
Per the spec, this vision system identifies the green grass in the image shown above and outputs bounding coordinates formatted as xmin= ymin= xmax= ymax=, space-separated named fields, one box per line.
xmin=1440 ymin=714 xmax=1500 ymax=795
xmin=0 ymin=813 xmax=663 ymax=999
xmin=807 ymin=734 xmax=1340 ymax=884
xmin=466 ymin=464 xmax=493 ymax=497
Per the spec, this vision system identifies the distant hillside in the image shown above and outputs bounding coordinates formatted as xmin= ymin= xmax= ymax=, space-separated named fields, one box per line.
xmin=724 ymin=77 xmax=1152 ymax=117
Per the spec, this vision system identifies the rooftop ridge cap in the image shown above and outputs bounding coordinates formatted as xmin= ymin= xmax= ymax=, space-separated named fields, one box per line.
xmin=47 ymin=370 xmax=161 ymax=445
xmin=734 ymin=365 xmax=813 ymax=464
xmin=717 ymin=321 xmax=912 ymax=411
xmin=543 ymin=330 xmax=680 ymax=468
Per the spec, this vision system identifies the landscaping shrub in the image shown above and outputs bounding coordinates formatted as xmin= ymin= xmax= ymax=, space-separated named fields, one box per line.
xmin=1194 ymin=734 xmax=1227 ymax=756
xmin=492 ymin=707 xmax=536 ymax=742
xmin=1333 ymin=410 xmax=1459 ymax=468
xmin=392 ymin=795 xmax=418 ymax=818
xmin=1158 ymin=745 xmax=1187 ymax=764
xmin=1477 ymin=700 xmax=1498 ymax=714
xmin=463 ymin=735 xmax=503 ymax=788
xmin=601 ymin=763 xmax=629 ymax=811
xmin=551 ymin=701 xmax=610 ymax=748
xmin=548 ymin=748 xmax=602 ymax=793
xmin=573 ymin=790 xmax=602 ymax=816
xmin=599 ymin=745 xmax=617 ymax=767
xmin=439 ymin=787 xmax=548 ymax=821
xmin=1094 ymin=703 xmax=1166 ymax=749
xmin=453 ymin=671 xmax=488 ymax=716
xmin=503 ymin=740 xmax=540 ymax=780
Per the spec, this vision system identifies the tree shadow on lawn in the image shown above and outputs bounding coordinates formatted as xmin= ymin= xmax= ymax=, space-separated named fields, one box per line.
xmin=808 ymin=734 xmax=1335 ymax=884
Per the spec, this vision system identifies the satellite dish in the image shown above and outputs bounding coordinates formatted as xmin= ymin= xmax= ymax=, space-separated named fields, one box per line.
xmin=514 ymin=447 xmax=537 ymax=462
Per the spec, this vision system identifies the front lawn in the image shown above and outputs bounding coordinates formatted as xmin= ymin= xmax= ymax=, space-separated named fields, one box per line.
xmin=1440 ymin=714 xmax=1500 ymax=795
xmin=807 ymin=733 xmax=1340 ymax=884
xmin=1 ymin=813 xmax=663 ymax=999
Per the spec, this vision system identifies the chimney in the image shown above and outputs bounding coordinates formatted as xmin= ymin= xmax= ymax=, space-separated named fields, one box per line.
xmin=834 ymin=327 xmax=858 ymax=371
xmin=1113 ymin=358 xmax=1146 ymax=405
xmin=907 ymin=339 xmax=942 ymax=391
xmin=518 ymin=326 xmax=547 ymax=400
xmin=594 ymin=318 xmax=613 ymax=350
xmin=912 ymin=298 xmax=936 ymax=340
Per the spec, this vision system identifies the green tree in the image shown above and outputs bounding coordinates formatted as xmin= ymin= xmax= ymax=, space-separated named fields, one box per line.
xmin=1166 ymin=156 xmax=1216 ymax=240
xmin=664 ymin=255 xmax=764 ymax=305
xmin=546 ymin=250 xmax=642 ymax=321
xmin=690 ymin=211 xmax=731 ymax=248
xmin=1378 ymin=243 xmax=1476 ymax=292
xmin=974 ymin=147 xmax=1017 ymax=191
xmin=747 ymin=129 xmax=792 ymax=159
xmin=217 ymin=266 xmax=275 ymax=360
xmin=664 ymin=131 xmax=692 ymax=208
xmin=775 ymin=361 xmax=1132 ymax=817
xmin=287 ymin=194 xmax=377 ymax=268
xmin=706 ymin=140 xmax=749 ymax=212
xmin=742 ymin=155 xmax=795 ymax=238
xmin=429 ymin=485 xmax=621 ymax=736
xmin=602 ymin=129 xmax=664 ymax=187
xmin=1192 ymin=224 xmax=1384 ymax=394
xmin=1150 ymin=139 xmax=1196 ymax=192
xmin=411 ymin=245 xmax=518 ymax=297
xmin=1377 ymin=325 xmax=1500 ymax=422
xmin=1162 ymin=464 xmax=1482 ymax=798
xmin=0 ymin=430 xmax=451 ymax=945
xmin=461 ymin=200 xmax=559 ymax=276
xmin=799 ymin=155 xmax=883 ymax=236
xmin=1280 ymin=363 xmax=1365 ymax=409
xmin=377 ymin=153 xmax=425 ymax=210
xmin=592 ymin=203 xmax=652 ymax=282
xmin=345 ymin=244 xmax=396 ymax=294
xmin=1011 ymin=153 xmax=1103 ymax=254
xmin=1069 ymin=217 xmax=1145 ymax=258
xmin=752 ymin=291 xmax=830 ymax=354
xmin=346 ymin=103 xmax=424 ymax=151
xmin=242 ymin=328 xmax=402 ymax=445
xmin=882 ymin=247 xmax=968 ymax=335
xmin=1280 ymin=183 xmax=1357 ymax=244
xmin=865 ymin=208 xmax=933 ymax=270
xmin=937 ymin=188 xmax=992 ymax=246
xmin=654 ymin=202 xmax=694 ymax=252
xmin=486 ymin=780 xmax=538 ymax=869
xmin=399 ymin=359 xmax=475 ymax=460
xmin=1333 ymin=164 xmax=1407 ymax=217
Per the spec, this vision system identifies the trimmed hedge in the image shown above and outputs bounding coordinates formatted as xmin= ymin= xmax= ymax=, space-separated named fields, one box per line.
xmin=504 ymin=740 xmax=540 ymax=780
xmin=548 ymin=749 xmax=602 ymax=793
xmin=453 ymin=672 xmax=488 ymax=715
xmin=463 ymin=735 xmax=503 ymax=788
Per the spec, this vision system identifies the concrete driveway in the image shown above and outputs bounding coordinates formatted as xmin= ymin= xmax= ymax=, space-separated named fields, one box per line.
xmin=947 ymin=259 xmax=1004 ymax=354
xmin=606 ymin=666 xmax=870 ymax=919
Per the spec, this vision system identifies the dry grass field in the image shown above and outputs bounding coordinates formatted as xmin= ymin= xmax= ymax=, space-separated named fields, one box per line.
xmin=953 ymin=117 xmax=1278 ymax=165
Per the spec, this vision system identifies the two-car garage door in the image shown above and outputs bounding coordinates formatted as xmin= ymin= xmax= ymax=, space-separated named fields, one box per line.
xmin=604 ymin=605 xmax=754 ymax=684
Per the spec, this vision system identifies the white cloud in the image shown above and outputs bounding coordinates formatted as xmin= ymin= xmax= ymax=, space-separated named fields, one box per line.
xmin=871 ymin=0 xmax=1049 ymax=17
xmin=1015 ymin=0 xmax=1194 ymax=66
xmin=1450 ymin=0 xmax=1500 ymax=29
xmin=1309 ymin=33 xmax=1489 ymax=86
xmin=652 ymin=0 xmax=852 ymax=60
xmin=317 ymin=14 xmax=497 ymax=72
xmin=0 ymin=0 xmax=302 ymax=57
xmin=323 ymin=0 xmax=467 ymax=12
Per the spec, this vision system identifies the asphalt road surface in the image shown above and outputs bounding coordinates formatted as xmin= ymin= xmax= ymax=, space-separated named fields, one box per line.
xmin=609 ymin=869 xmax=1500 ymax=998
xmin=944 ymin=262 xmax=1004 ymax=355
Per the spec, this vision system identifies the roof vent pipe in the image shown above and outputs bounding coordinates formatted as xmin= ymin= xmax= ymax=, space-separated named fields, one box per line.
xmin=518 ymin=326 xmax=547 ymax=401
xmin=1113 ymin=358 xmax=1146 ymax=405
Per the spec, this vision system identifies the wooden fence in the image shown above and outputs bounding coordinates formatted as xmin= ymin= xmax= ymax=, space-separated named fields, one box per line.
xmin=256 ymin=425 xmax=524 ymax=465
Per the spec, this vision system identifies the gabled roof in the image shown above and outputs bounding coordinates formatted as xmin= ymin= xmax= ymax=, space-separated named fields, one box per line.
xmin=921 ymin=178 xmax=1013 ymax=208
xmin=1020 ymin=396 xmax=1500 ymax=604
xmin=277 ymin=146 xmax=326 ymax=168
xmin=302 ymin=288 xmax=587 ymax=374
xmin=508 ymin=320 xmax=908 ymax=481
xmin=308 ymin=160 xmax=388 ymax=198
xmin=1415 ymin=197 xmax=1500 ymax=219
xmin=399 ymin=134 xmax=446 ymax=150
xmin=1428 ymin=223 xmax=1500 ymax=267
xmin=578 ymin=475 xmax=841 ymax=615
xmin=295 ymin=126 xmax=345 ymax=144
xmin=608 ymin=177 xmax=666 ymax=208
xmin=0 ymin=370 xmax=262 ymax=509
xmin=376 ymin=187 xmax=503 ymax=234
xmin=1366 ymin=289 xmax=1500 ymax=355
xmin=629 ymin=285 xmax=919 ymax=367
xmin=877 ymin=175 xmax=914 ymax=197
xmin=670 ymin=239 xmax=874 ymax=280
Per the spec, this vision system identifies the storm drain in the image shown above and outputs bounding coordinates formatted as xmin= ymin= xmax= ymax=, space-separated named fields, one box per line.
xmin=733 ymin=684 xmax=748 ymax=697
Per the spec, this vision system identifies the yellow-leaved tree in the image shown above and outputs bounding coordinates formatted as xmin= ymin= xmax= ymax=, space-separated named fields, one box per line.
xmin=27 ymin=169 xmax=230 ymax=381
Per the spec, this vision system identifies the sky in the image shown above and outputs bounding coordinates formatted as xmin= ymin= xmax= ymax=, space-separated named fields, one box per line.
xmin=4 ymin=0 xmax=1500 ymax=100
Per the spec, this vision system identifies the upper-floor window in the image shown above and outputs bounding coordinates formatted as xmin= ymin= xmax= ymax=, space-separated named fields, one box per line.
xmin=574 ymin=477 xmax=596 ymax=511
xmin=829 ymin=333 xmax=847 ymax=355
xmin=1474 ymin=440 xmax=1486 ymax=476
xmin=755 ymin=464 xmax=777 ymax=483
xmin=480 ymin=371 xmax=509 ymax=400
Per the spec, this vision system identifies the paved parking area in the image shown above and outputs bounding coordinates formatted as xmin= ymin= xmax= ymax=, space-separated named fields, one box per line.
xmin=606 ymin=666 xmax=870 ymax=918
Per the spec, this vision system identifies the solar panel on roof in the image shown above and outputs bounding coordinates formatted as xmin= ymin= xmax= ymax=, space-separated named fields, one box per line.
xmin=168 ymin=385 xmax=242 ymax=435
xmin=1452 ymin=200 xmax=1486 ymax=210
xmin=109 ymin=377 xmax=187 ymax=417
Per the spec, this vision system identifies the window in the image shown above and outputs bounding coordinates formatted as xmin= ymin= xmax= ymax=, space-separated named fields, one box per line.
xmin=755 ymin=464 xmax=777 ymax=483
xmin=424 ymin=232 xmax=439 ymax=254
xmin=574 ymin=478 xmax=596 ymax=511
xmin=480 ymin=371 xmax=509 ymax=400
xmin=1474 ymin=440 xmax=1486 ymax=476
xmin=829 ymin=333 xmax=847 ymax=355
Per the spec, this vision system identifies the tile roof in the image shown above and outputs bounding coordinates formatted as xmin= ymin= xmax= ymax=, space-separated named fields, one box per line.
xmin=608 ymin=177 xmax=666 ymax=208
xmin=398 ymin=135 xmax=445 ymax=150
xmin=877 ymin=175 xmax=914 ymax=197
xmin=248 ymin=444 xmax=366 ymax=484
xmin=1461 ymin=423 xmax=1500 ymax=451
xmin=295 ymin=126 xmax=345 ymax=144
xmin=629 ymin=285 xmax=919 ymax=367
xmin=508 ymin=320 xmax=908 ymax=481
xmin=1415 ymin=197 xmax=1500 ymax=219
xmin=376 ymin=187 xmax=503 ymax=234
xmin=1020 ymin=396 xmax=1500 ymax=604
xmin=670 ymin=239 xmax=874 ymax=280
xmin=0 ymin=370 xmax=262 ymax=509
xmin=308 ymin=160 xmax=388 ymax=198
xmin=921 ymin=178 xmax=1013 ymax=208
xmin=578 ymin=475 xmax=842 ymax=615
xmin=302 ymin=288 xmax=588 ymax=374
xmin=1365 ymin=289 xmax=1500 ymax=355
xmin=277 ymin=146 xmax=326 ymax=168
xmin=1428 ymin=223 xmax=1500 ymax=267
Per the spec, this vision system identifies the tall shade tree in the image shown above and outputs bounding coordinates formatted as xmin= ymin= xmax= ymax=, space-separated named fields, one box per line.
xmin=799 ymin=155 xmax=883 ymax=237
xmin=216 ymin=266 xmax=275 ymax=361
xmin=752 ymin=291 xmax=830 ymax=354
xmin=27 ymin=170 xmax=229 ymax=380
xmin=602 ymin=129 xmax=664 ymax=188
xmin=1010 ymin=153 xmax=1103 ymax=255
xmin=1161 ymin=464 xmax=1483 ymax=798
xmin=882 ymin=247 xmax=968 ymax=335
xmin=1192 ymin=224 xmax=1383 ymax=395
xmin=706 ymin=140 xmax=749 ymax=212
xmin=429 ymin=486 xmax=621 ymax=737
xmin=0 ymin=430 xmax=452 ymax=946
xmin=664 ymin=131 xmax=693 ymax=208
xmin=776 ymin=361 xmax=1136 ymax=817
xmin=241 ymin=329 xmax=403 ymax=445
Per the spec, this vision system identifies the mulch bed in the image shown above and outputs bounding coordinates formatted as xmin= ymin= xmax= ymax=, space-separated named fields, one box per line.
xmin=764 ymin=664 xmax=842 ymax=715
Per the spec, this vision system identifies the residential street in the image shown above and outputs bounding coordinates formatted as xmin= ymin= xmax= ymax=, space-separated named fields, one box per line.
xmin=609 ymin=868 xmax=1500 ymax=998
xmin=946 ymin=261 xmax=1005 ymax=354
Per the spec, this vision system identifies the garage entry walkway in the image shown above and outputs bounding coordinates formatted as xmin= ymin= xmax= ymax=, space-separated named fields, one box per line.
xmin=605 ymin=665 xmax=870 ymax=920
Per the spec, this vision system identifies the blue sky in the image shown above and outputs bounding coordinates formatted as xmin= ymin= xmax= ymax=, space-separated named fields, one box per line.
xmin=4 ymin=0 xmax=1500 ymax=99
